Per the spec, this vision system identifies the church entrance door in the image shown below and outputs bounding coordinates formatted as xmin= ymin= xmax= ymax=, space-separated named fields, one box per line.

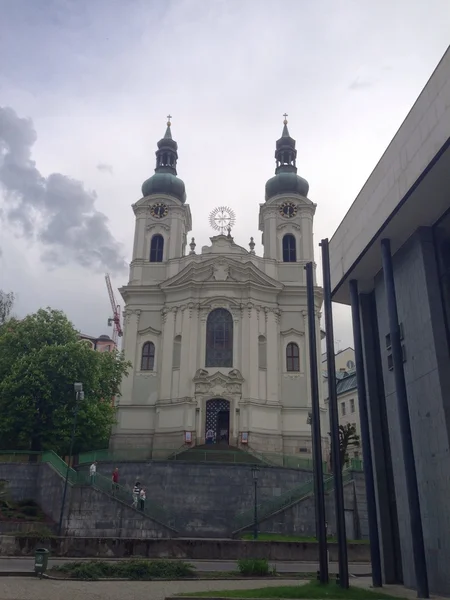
xmin=205 ymin=399 xmax=230 ymax=445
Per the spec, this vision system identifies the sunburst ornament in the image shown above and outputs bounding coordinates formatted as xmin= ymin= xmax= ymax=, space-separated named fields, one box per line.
xmin=209 ymin=206 xmax=236 ymax=235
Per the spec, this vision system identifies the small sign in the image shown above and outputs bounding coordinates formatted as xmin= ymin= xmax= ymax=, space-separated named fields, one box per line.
xmin=185 ymin=431 xmax=192 ymax=444
xmin=241 ymin=432 xmax=249 ymax=444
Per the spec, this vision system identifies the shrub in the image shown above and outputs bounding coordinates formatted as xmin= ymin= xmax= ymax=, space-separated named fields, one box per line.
xmin=54 ymin=559 xmax=195 ymax=580
xmin=237 ymin=558 xmax=271 ymax=576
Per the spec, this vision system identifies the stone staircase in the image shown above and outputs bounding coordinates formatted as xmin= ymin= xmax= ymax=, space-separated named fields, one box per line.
xmin=169 ymin=443 xmax=263 ymax=465
xmin=232 ymin=470 xmax=354 ymax=536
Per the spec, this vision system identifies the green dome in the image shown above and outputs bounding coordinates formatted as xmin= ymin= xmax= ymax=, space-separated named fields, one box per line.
xmin=265 ymin=171 xmax=309 ymax=200
xmin=142 ymin=172 xmax=186 ymax=203
xmin=265 ymin=118 xmax=309 ymax=201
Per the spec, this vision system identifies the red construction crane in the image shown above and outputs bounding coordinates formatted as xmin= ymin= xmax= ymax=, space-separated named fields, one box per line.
xmin=105 ymin=274 xmax=123 ymax=346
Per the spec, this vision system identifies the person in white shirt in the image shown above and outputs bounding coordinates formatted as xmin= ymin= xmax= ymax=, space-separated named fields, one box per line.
xmin=89 ymin=462 xmax=97 ymax=484
xmin=132 ymin=482 xmax=140 ymax=508
xmin=139 ymin=488 xmax=146 ymax=511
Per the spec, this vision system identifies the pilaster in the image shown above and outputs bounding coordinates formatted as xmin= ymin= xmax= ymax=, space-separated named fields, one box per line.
xmin=248 ymin=304 xmax=259 ymax=398
xmin=120 ymin=309 xmax=141 ymax=404
xmin=160 ymin=307 xmax=176 ymax=399
xmin=266 ymin=308 xmax=280 ymax=404
xmin=179 ymin=305 xmax=191 ymax=396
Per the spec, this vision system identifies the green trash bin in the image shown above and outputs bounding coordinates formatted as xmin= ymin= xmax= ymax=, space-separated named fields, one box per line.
xmin=34 ymin=548 xmax=50 ymax=577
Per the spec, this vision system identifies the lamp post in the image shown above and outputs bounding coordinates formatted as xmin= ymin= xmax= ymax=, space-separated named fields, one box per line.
xmin=252 ymin=466 xmax=260 ymax=540
xmin=58 ymin=382 xmax=83 ymax=536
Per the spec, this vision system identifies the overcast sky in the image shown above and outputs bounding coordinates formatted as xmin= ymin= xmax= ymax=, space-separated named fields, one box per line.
xmin=0 ymin=0 xmax=449 ymax=350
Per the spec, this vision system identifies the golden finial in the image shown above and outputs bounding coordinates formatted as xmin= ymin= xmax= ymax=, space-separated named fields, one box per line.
xmin=283 ymin=112 xmax=288 ymax=125
xmin=166 ymin=114 xmax=172 ymax=127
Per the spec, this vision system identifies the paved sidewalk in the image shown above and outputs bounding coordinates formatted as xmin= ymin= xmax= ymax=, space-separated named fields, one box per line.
xmin=0 ymin=577 xmax=303 ymax=600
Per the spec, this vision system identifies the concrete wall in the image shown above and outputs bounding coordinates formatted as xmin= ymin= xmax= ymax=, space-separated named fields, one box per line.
xmin=257 ymin=472 xmax=367 ymax=540
xmin=67 ymin=486 xmax=173 ymax=538
xmin=0 ymin=535 xmax=371 ymax=562
xmin=0 ymin=464 xmax=38 ymax=503
xmin=1 ymin=460 xmax=368 ymax=541
xmin=93 ymin=461 xmax=316 ymax=537
xmin=373 ymin=228 xmax=450 ymax=594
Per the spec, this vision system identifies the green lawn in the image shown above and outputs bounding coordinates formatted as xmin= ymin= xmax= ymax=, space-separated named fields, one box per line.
xmin=183 ymin=580 xmax=400 ymax=599
xmin=239 ymin=533 xmax=369 ymax=544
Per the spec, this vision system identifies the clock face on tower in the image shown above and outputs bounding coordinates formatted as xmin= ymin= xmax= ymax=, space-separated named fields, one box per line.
xmin=280 ymin=201 xmax=297 ymax=218
xmin=150 ymin=202 xmax=169 ymax=219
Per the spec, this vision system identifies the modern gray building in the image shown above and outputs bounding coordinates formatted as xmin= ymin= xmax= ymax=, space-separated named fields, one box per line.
xmin=329 ymin=47 xmax=450 ymax=596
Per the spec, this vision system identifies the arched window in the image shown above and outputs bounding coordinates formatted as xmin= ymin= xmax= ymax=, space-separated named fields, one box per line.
xmin=150 ymin=234 xmax=164 ymax=262
xmin=286 ymin=342 xmax=300 ymax=372
xmin=141 ymin=342 xmax=155 ymax=371
xmin=173 ymin=335 xmax=182 ymax=369
xmin=205 ymin=308 xmax=233 ymax=368
xmin=282 ymin=234 xmax=296 ymax=263
xmin=258 ymin=335 xmax=267 ymax=369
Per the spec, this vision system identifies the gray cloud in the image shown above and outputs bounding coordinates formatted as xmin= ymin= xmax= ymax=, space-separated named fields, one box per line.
xmin=0 ymin=107 xmax=126 ymax=273
xmin=97 ymin=162 xmax=113 ymax=174
xmin=349 ymin=77 xmax=373 ymax=90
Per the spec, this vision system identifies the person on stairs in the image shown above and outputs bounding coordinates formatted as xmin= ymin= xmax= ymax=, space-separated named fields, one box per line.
xmin=139 ymin=487 xmax=146 ymax=511
xmin=89 ymin=461 xmax=97 ymax=484
xmin=132 ymin=481 xmax=140 ymax=508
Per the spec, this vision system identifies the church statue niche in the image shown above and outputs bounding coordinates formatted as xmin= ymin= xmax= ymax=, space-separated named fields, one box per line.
xmin=205 ymin=308 xmax=233 ymax=368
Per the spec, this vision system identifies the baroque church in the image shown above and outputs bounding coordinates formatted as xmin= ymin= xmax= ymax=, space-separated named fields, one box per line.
xmin=110 ymin=117 xmax=326 ymax=457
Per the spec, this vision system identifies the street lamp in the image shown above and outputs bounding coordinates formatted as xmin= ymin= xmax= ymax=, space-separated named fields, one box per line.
xmin=58 ymin=383 xmax=84 ymax=536
xmin=251 ymin=466 xmax=260 ymax=540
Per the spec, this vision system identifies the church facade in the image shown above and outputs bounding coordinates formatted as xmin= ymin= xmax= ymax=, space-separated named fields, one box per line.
xmin=110 ymin=118 xmax=326 ymax=457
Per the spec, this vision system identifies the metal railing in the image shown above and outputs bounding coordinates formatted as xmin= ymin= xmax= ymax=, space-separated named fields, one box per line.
xmin=41 ymin=450 xmax=78 ymax=484
xmin=232 ymin=469 xmax=354 ymax=533
xmin=77 ymin=446 xmax=328 ymax=471
xmin=76 ymin=470 xmax=177 ymax=532
xmin=0 ymin=450 xmax=177 ymax=532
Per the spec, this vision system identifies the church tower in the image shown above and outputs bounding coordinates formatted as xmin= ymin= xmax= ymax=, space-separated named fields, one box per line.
xmin=130 ymin=117 xmax=192 ymax=271
xmin=259 ymin=116 xmax=316 ymax=271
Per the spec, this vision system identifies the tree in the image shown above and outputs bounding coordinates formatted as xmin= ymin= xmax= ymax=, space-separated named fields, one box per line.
xmin=0 ymin=290 xmax=15 ymax=326
xmin=329 ymin=423 xmax=361 ymax=471
xmin=0 ymin=308 xmax=130 ymax=455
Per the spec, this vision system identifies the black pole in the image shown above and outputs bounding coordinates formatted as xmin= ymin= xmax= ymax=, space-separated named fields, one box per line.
xmin=320 ymin=238 xmax=349 ymax=589
xmin=380 ymin=239 xmax=429 ymax=599
xmin=349 ymin=280 xmax=382 ymax=588
xmin=58 ymin=392 xmax=80 ymax=536
xmin=305 ymin=262 xmax=328 ymax=584
xmin=253 ymin=479 xmax=258 ymax=540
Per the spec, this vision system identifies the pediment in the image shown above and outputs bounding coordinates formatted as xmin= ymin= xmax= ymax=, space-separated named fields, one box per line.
xmin=280 ymin=328 xmax=304 ymax=337
xmin=193 ymin=369 xmax=244 ymax=397
xmin=193 ymin=368 xmax=244 ymax=383
xmin=201 ymin=234 xmax=248 ymax=256
xmin=137 ymin=325 xmax=162 ymax=337
xmin=160 ymin=257 xmax=283 ymax=291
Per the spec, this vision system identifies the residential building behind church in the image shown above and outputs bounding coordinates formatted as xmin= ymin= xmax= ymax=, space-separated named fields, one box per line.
xmin=110 ymin=117 xmax=326 ymax=457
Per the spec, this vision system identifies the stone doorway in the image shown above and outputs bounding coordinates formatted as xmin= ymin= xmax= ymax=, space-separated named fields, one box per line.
xmin=205 ymin=399 xmax=230 ymax=444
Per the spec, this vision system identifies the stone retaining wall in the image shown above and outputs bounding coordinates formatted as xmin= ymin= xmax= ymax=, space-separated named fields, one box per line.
xmin=0 ymin=535 xmax=371 ymax=562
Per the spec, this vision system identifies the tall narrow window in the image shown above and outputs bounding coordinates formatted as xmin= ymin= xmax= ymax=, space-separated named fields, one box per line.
xmin=150 ymin=234 xmax=164 ymax=262
xmin=141 ymin=342 xmax=155 ymax=371
xmin=206 ymin=309 xmax=233 ymax=368
xmin=282 ymin=234 xmax=296 ymax=262
xmin=258 ymin=335 xmax=267 ymax=369
xmin=173 ymin=335 xmax=182 ymax=369
xmin=286 ymin=342 xmax=300 ymax=372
